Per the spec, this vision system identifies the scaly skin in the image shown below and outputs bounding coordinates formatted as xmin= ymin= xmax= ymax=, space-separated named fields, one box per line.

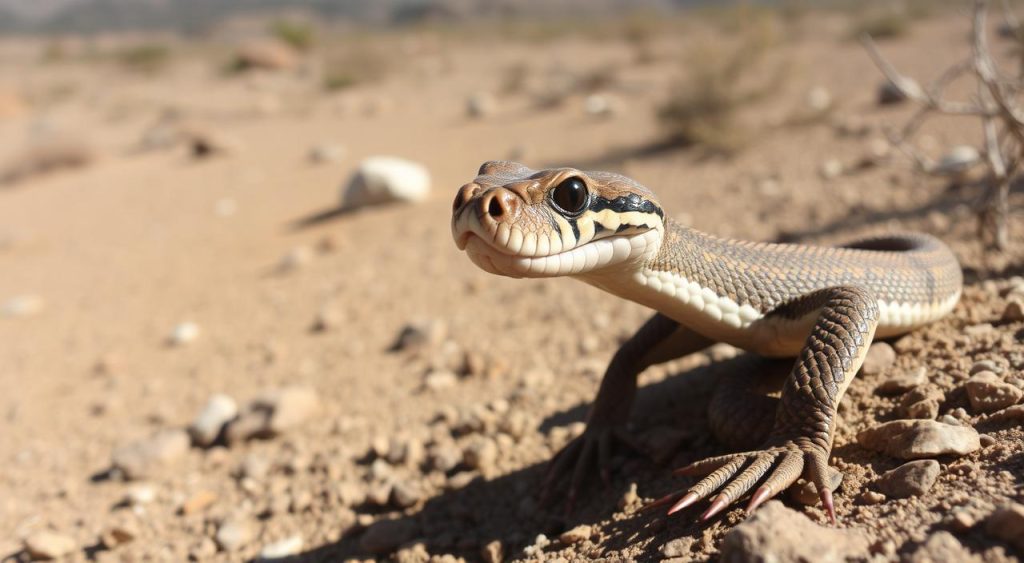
xmin=451 ymin=161 xmax=963 ymax=524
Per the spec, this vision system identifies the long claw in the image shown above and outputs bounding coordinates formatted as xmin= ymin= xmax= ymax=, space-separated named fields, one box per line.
xmin=820 ymin=487 xmax=837 ymax=526
xmin=746 ymin=485 xmax=773 ymax=513
xmin=700 ymin=495 xmax=729 ymax=520
xmin=667 ymin=491 xmax=699 ymax=515
xmin=641 ymin=492 xmax=682 ymax=514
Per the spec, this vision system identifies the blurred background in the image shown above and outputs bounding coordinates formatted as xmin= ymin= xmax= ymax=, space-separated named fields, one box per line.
xmin=3 ymin=1 xmax=1024 ymax=561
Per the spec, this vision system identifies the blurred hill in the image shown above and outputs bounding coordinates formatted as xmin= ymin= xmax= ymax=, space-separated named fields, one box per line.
xmin=0 ymin=0 xmax=713 ymax=34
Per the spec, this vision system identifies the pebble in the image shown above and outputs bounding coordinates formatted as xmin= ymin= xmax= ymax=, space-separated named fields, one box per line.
xmin=790 ymin=468 xmax=843 ymax=506
xmin=180 ymin=490 xmax=218 ymax=515
xmin=818 ymin=159 xmax=843 ymax=180
xmin=466 ymin=92 xmax=496 ymax=118
xmin=720 ymin=501 xmax=868 ymax=562
xmin=359 ymin=518 xmax=420 ymax=554
xmin=311 ymin=304 xmax=341 ymax=332
xmin=183 ymin=125 xmax=239 ymax=158
xmin=984 ymin=503 xmax=1024 ymax=551
xmin=856 ymin=420 xmax=980 ymax=459
xmin=120 ymin=485 xmax=153 ymax=508
xmin=168 ymin=322 xmax=200 ymax=346
xmin=1001 ymin=299 xmax=1024 ymax=322
xmin=393 ymin=319 xmax=447 ymax=352
xmin=341 ymin=156 xmax=431 ymax=210
xmin=481 ymin=540 xmax=503 ymax=563
xmin=99 ymin=523 xmax=137 ymax=549
xmin=618 ymin=482 xmax=640 ymax=511
xmin=934 ymin=145 xmax=980 ymax=177
xmin=276 ymin=246 xmax=312 ymax=273
xmin=391 ymin=480 xmax=424 ymax=508
xmin=876 ymin=366 xmax=927 ymax=395
xmin=226 ymin=386 xmax=320 ymax=442
xmin=877 ymin=77 xmax=921 ymax=105
xmin=259 ymin=535 xmax=304 ymax=559
xmin=112 ymin=429 xmax=190 ymax=480
xmin=970 ymin=359 xmax=1003 ymax=375
xmin=462 ymin=437 xmax=498 ymax=472
xmin=2 ymin=295 xmax=45 ymax=318
xmin=660 ymin=537 xmax=694 ymax=558
xmin=215 ymin=517 xmax=253 ymax=552
xmin=308 ymin=143 xmax=346 ymax=164
xmin=875 ymin=460 xmax=940 ymax=498
xmin=428 ymin=443 xmax=462 ymax=472
xmin=424 ymin=369 xmax=458 ymax=391
xmin=858 ymin=491 xmax=886 ymax=505
xmin=965 ymin=371 xmax=1022 ymax=414
xmin=806 ymin=86 xmax=832 ymax=113
xmin=559 ymin=525 xmax=591 ymax=545
xmin=899 ymin=386 xmax=943 ymax=419
xmin=861 ymin=342 xmax=896 ymax=375
xmin=583 ymin=94 xmax=618 ymax=117
xmin=189 ymin=394 xmax=238 ymax=447
xmin=24 ymin=531 xmax=77 ymax=560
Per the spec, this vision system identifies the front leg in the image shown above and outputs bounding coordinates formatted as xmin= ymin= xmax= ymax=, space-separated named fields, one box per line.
xmin=658 ymin=286 xmax=878 ymax=523
xmin=541 ymin=313 xmax=714 ymax=510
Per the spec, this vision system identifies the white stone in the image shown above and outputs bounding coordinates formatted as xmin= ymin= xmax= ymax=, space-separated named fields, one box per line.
xmin=341 ymin=156 xmax=431 ymax=210
xmin=259 ymin=535 xmax=304 ymax=559
xmin=2 ymin=295 xmax=44 ymax=317
xmin=189 ymin=394 xmax=239 ymax=447
xmin=169 ymin=322 xmax=200 ymax=346
xmin=935 ymin=145 xmax=980 ymax=176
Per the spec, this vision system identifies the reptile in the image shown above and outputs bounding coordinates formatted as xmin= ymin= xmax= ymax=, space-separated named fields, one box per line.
xmin=450 ymin=161 xmax=962 ymax=523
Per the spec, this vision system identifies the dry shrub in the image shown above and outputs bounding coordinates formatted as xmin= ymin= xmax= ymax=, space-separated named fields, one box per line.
xmin=321 ymin=43 xmax=391 ymax=92
xmin=270 ymin=20 xmax=316 ymax=52
xmin=1 ymin=138 xmax=95 ymax=185
xmin=657 ymin=16 xmax=787 ymax=154
xmin=114 ymin=44 xmax=172 ymax=74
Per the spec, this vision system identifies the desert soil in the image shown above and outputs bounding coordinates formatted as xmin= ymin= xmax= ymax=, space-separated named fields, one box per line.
xmin=1 ymin=8 xmax=1023 ymax=563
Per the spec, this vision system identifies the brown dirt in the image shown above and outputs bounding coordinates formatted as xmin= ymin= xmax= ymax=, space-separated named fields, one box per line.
xmin=1 ymin=8 xmax=1023 ymax=563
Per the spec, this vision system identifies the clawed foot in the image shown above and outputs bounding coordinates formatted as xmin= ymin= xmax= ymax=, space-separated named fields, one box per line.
xmin=644 ymin=439 xmax=836 ymax=524
xmin=539 ymin=424 xmax=646 ymax=513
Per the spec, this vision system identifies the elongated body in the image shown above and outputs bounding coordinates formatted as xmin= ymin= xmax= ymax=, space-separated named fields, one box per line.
xmin=452 ymin=161 xmax=962 ymax=522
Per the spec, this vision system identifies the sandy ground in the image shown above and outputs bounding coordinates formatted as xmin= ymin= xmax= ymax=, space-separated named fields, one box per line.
xmin=1 ymin=8 xmax=1023 ymax=562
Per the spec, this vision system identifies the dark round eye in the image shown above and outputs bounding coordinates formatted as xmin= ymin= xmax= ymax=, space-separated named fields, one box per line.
xmin=550 ymin=178 xmax=589 ymax=215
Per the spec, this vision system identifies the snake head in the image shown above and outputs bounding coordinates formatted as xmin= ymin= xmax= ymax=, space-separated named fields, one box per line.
xmin=451 ymin=161 xmax=665 ymax=278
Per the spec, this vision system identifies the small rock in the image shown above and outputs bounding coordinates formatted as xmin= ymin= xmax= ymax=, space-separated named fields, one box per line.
xmin=934 ymin=145 xmax=980 ymax=177
xmin=341 ymin=156 xmax=431 ymax=210
xmin=181 ymin=125 xmax=239 ymax=158
xmin=424 ymin=369 xmax=458 ymax=391
xmin=226 ymin=386 xmax=320 ymax=442
xmin=906 ymin=531 xmax=978 ymax=563
xmin=238 ymin=454 xmax=272 ymax=480
xmin=463 ymin=438 xmax=497 ymax=472
xmin=24 ymin=531 xmax=77 ymax=560
xmin=857 ymin=420 xmax=980 ymax=459
xmin=965 ymin=371 xmax=1022 ymax=414
xmin=861 ymin=342 xmax=896 ymax=375
xmin=168 ymin=322 xmax=200 ymax=346
xmin=819 ymin=159 xmax=843 ymax=180
xmin=390 ymin=481 xmax=423 ymax=508
xmin=481 ymin=540 xmax=503 ymax=563
xmin=618 ymin=482 xmax=639 ymax=511
xmin=360 ymin=518 xmax=420 ymax=555
xmin=857 ymin=491 xmax=886 ymax=505
xmin=180 ymin=490 xmax=218 ymax=515
xmin=583 ymin=94 xmax=618 ymax=117
xmin=112 ymin=429 xmax=190 ymax=480
xmin=875 ymin=460 xmax=940 ymax=498
xmin=660 ymin=537 xmax=693 ymax=558
xmin=950 ymin=510 xmax=976 ymax=531
xmin=393 ymin=319 xmax=447 ymax=352
xmin=259 ymin=535 xmax=303 ymax=560
xmin=899 ymin=386 xmax=943 ymax=419
xmin=1001 ymin=299 xmax=1024 ymax=322
xmin=466 ymin=92 xmax=496 ymax=118
xmin=99 ymin=523 xmax=137 ymax=549
xmin=2 ymin=295 xmax=45 ymax=318
xmin=309 ymin=143 xmax=346 ymax=164
xmin=1 ymin=137 xmax=95 ymax=185
xmin=125 ymin=484 xmax=156 ymax=505
xmin=215 ymin=517 xmax=253 ymax=552
xmin=189 ymin=394 xmax=238 ymax=447
xmin=970 ymin=359 xmax=1002 ymax=375
xmin=984 ymin=503 xmax=1024 ymax=551
xmin=720 ymin=501 xmax=869 ymax=562
xmin=806 ymin=86 xmax=832 ymax=113
xmin=559 ymin=525 xmax=591 ymax=545
xmin=876 ymin=366 xmax=927 ymax=395
xmin=428 ymin=443 xmax=462 ymax=472
xmin=878 ymin=77 xmax=922 ymax=105
xmin=790 ymin=468 xmax=843 ymax=506
xmin=311 ymin=305 xmax=341 ymax=332
xmin=276 ymin=246 xmax=312 ymax=274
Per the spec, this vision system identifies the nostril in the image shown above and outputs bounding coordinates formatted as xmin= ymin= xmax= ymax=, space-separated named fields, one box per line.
xmin=487 ymin=197 xmax=503 ymax=218
xmin=453 ymin=193 xmax=465 ymax=212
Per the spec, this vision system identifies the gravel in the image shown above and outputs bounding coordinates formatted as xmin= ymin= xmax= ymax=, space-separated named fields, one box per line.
xmin=111 ymin=429 xmax=190 ymax=480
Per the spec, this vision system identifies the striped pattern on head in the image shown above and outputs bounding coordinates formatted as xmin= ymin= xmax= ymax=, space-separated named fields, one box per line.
xmin=452 ymin=161 xmax=666 ymax=278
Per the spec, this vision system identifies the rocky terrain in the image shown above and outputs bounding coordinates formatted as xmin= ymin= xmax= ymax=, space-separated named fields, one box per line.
xmin=1 ymin=5 xmax=1023 ymax=562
